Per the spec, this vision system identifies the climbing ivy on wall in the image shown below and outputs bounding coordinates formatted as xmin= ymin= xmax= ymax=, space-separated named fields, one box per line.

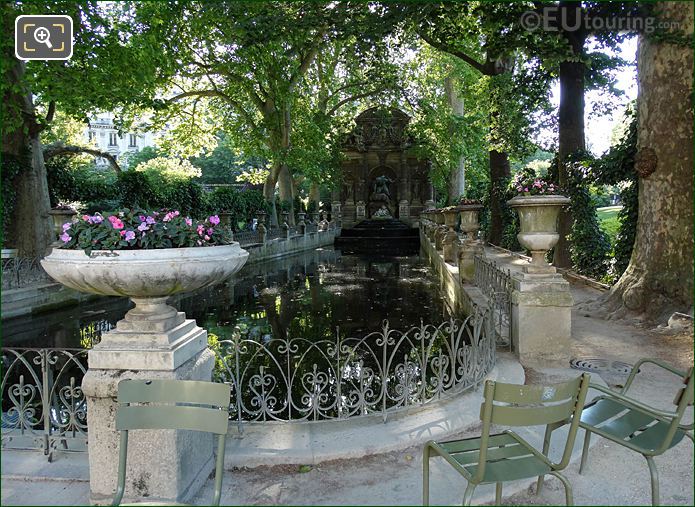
xmin=1 ymin=151 xmax=29 ymax=245
xmin=592 ymin=104 xmax=639 ymax=282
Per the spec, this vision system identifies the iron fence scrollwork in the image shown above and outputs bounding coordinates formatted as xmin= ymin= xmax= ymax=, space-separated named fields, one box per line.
xmin=1 ymin=348 xmax=89 ymax=460
xmin=210 ymin=308 xmax=496 ymax=434
xmin=2 ymin=257 xmax=53 ymax=290
xmin=474 ymin=255 xmax=512 ymax=349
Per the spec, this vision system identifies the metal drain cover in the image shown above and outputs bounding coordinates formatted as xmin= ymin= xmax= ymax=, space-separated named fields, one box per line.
xmin=569 ymin=358 xmax=634 ymax=375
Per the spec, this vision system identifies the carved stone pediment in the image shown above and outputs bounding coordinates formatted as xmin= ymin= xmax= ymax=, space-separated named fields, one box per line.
xmin=342 ymin=107 xmax=412 ymax=151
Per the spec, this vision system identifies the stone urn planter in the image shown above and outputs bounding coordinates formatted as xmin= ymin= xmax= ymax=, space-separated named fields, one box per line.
xmin=41 ymin=244 xmax=249 ymax=367
xmin=41 ymin=243 xmax=249 ymax=504
xmin=442 ymin=208 xmax=460 ymax=264
xmin=48 ymin=206 xmax=77 ymax=239
xmin=458 ymin=204 xmax=484 ymax=240
xmin=434 ymin=210 xmax=447 ymax=250
xmin=507 ymin=194 xmax=571 ymax=271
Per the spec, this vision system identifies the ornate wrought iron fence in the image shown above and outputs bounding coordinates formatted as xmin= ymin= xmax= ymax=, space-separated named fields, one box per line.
xmin=1 ymin=313 xmax=495 ymax=454
xmin=234 ymin=230 xmax=261 ymax=246
xmin=210 ymin=309 xmax=495 ymax=434
xmin=474 ymin=255 xmax=512 ymax=348
xmin=1 ymin=257 xmax=53 ymax=290
xmin=1 ymin=348 xmax=88 ymax=460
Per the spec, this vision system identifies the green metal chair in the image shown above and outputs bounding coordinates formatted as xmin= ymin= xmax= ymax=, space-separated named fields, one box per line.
xmin=423 ymin=373 xmax=590 ymax=506
xmin=538 ymin=359 xmax=694 ymax=506
xmin=112 ymin=379 xmax=231 ymax=506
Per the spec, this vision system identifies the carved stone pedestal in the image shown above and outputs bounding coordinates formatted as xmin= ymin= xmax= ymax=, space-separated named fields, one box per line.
xmin=458 ymin=241 xmax=483 ymax=282
xmin=511 ymin=272 xmax=573 ymax=366
xmin=82 ymin=305 xmax=215 ymax=505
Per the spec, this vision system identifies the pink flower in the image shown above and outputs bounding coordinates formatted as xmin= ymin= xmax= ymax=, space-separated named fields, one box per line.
xmin=124 ymin=230 xmax=136 ymax=241
xmin=145 ymin=216 xmax=156 ymax=225
xmin=60 ymin=232 xmax=71 ymax=243
xmin=82 ymin=214 xmax=90 ymax=221
xmin=196 ymin=224 xmax=205 ymax=236
xmin=204 ymin=235 xmax=210 ymax=241
xmin=208 ymin=215 xmax=220 ymax=225
xmin=185 ymin=218 xmax=193 ymax=226
xmin=137 ymin=223 xmax=149 ymax=232
xmin=91 ymin=215 xmax=103 ymax=224
xmin=523 ymin=188 xmax=529 ymax=192
xmin=139 ymin=215 xmax=146 ymax=222
xmin=207 ymin=228 xmax=213 ymax=235
xmin=62 ymin=222 xmax=71 ymax=231
xmin=120 ymin=230 xmax=126 ymax=236
xmin=108 ymin=215 xmax=124 ymax=230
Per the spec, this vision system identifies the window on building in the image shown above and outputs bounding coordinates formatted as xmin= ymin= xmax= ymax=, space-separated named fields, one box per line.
xmin=129 ymin=134 xmax=137 ymax=148
xmin=109 ymin=133 xmax=118 ymax=146
xmin=88 ymin=131 xmax=95 ymax=142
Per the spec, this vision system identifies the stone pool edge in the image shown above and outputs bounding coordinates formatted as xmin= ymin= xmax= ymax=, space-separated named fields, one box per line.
xmin=223 ymin=352 xmax=524 ymax=468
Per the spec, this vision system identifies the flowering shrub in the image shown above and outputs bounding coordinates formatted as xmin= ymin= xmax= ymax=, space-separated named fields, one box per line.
xmin=58 ymin=209 xmax=232 ymax=255
xmin=511 ymin=173 xmax=561 ymax=196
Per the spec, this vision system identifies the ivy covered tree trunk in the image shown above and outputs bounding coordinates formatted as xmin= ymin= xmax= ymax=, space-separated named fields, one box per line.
xmin=1 ymin=57 xmax=53 ymax=257
xmin=488 ymin=149 xmax=510 ymax=245
xmin=445 ymin=76 xmax=465 ymax=204
xmin=553 ymin=0 xmax=587 ymax=269
xmin=603 ymin=1 xmax=694 ymax=321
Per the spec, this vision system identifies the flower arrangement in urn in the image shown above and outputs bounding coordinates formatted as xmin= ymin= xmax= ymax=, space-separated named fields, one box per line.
xmin=507 ymin=172 xmax=570 ymax=272
xmin=511 ymin=172 xmax=561 ymax=196
xmin=59 ymin=209 xmax=232 ymax=255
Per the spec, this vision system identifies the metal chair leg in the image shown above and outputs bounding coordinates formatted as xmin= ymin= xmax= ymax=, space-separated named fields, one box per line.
xmin=537 ymin=424 xmax=554 ymax=494
xmin=536 ymin=474 xmax=546 ymax=496
xmin=423 ymin=445 xmax=431 ymax=506
xmin=548 ymin=471 xmax=573 ymax=506
xmin=578 ymin=429 xmax=591 ymax=474
xmin=645 ymin=456 xmax=660 ymax=506
xmin=462 ymin=482 xmax=477 ymax=506
xmin=495 ymin=483 xmax=502 ymax=505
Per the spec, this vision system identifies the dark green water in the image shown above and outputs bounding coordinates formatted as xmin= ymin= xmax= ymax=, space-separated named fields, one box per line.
xmin=3 ymin=247 xmax=449 ymax=349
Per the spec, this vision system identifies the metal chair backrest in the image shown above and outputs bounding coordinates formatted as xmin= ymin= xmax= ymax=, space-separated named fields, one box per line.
xmin=113 ymin=379 xmax=231 ymax=505
xmin=659 ymin=366 xmax=695 ymax=453
xmin=473 ymin=373 xmax=591 ymax=482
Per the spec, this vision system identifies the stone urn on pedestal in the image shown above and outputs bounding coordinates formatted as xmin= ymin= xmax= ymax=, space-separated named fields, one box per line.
xmin=507 ymin=192 xmax=573 ymax=367
xmin=41 ymin=240 xmax=249 ymax=504
xmin=48 ymin=205 xmax=77 ymax=244
xmin=507 ymin=194 xmax=571 ymax=273
xmin=441 ymin=208 xmax=460 ymax=264
xmin=434 ymin=210 xmax=447 ymax=250
xmin=457 ymin=203 xmax=484 ymax=282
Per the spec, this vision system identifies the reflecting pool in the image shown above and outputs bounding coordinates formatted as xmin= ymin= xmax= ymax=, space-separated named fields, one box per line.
xmin=3 ymin=247 xmax=450 ymax=349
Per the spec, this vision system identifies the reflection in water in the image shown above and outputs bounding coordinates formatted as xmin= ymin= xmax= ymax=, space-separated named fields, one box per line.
xmin=2 ymin=247 xmax=449 ymax=349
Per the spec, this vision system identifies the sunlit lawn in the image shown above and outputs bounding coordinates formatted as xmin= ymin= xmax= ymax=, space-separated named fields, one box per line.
xmin=596 ymin=205 xmax=622 ymax=244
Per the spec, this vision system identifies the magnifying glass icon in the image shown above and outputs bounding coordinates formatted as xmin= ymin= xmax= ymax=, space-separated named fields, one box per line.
xmin=34 ymin=27 xmax=52 ymax=49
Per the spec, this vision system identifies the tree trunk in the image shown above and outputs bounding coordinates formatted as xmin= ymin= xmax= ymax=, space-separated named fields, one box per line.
xmin=277 ymin=164 xmax=295 ymax=225
xmin=445 ymin=76 xmax=465 ymax=204
xmin=309 ymin=182 xmax=321 ymax=213
xmin=1 ymin=58 xmax=53 ymax=257
xmin=602 ymin=1 xmax=694 ymax=322
xmin=553 ymin=1 xmax=587 ymax=268
xmin=488 ymin=149 xmax=510 ymax=245
xmin=263 ymin=168 xmax=279 ymax=228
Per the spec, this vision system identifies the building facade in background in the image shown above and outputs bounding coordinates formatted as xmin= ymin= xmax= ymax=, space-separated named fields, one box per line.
xmin=84 ymin=113 xmax=159 ymax=167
